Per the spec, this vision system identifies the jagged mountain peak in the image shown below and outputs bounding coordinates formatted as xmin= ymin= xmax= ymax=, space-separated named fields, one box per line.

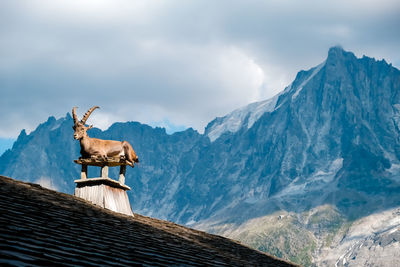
xmin=327 ymin=45 xmax=350 ymax=58
xmin=326 ymin=45 xmax=360 ymax=64
xmin=205 ymin=46 xmax=346 ymax=142
xmin=205 ymin=46 xmax=399 ymax=142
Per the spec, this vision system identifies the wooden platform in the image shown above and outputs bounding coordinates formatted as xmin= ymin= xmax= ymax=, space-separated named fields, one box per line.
xmin=74 ymin=177 xmax=131 ymax=191
xmin=74 ymin=157 xmax=133 ymax=167
xmin=74 ymin=157 xmax=130 ymax=185
xmin=73 ymin=157 xmax=134 ymax=216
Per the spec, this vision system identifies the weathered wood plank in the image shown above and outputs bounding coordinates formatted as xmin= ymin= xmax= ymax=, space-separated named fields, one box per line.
xmin=74 ymin=157 xmax=133 ymax=167
xmin=103 ymin=185 xmax=133 ymax=216
xmin=74 ymin=181 xmax=133 ymax=216
xmin=74 ymin=178 xmax=131 ymax=191
xmin=75 ymin=184 xmax=105 ymax=208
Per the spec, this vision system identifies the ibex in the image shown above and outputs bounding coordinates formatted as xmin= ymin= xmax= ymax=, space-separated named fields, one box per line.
xmin=72 ymin=106 xmax=139 ymax=167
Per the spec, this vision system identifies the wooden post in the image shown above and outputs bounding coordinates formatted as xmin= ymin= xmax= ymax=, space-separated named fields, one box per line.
xmin=101 ymin=166 xmax=109 ymax=178
xmin=119 ymin=165 xmax=126 ymax=185
xmin=81 ymin=165 xmax=88 ymax=180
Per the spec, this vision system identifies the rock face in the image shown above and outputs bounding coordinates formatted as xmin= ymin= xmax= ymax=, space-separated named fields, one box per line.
xmin=315 ymin=207 xmax=400 ymax=267
xmin=339 ymin=226 xmax=400 ymax=267
xmin=1 ymin=47 xmax=400 ymax=266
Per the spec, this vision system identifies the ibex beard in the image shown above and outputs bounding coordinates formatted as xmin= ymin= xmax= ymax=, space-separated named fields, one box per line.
xmin=72 ymin=106 xmax=139 ymax=167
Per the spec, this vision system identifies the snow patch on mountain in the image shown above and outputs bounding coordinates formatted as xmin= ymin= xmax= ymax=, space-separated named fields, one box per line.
xmin=206 ymin=94 xmax=279 ymax=142
xmin=317 ymin=207 xmax=400 ymax=267
xmin=50 ymin=117 xmax=67 ymax=131
xmin=206 ymin=60 xmax=327 ymax=142
xmin=274 ymin=158 xmax=343 ymax=197
xmin=292 ymin=61 xmax=325 ymax=100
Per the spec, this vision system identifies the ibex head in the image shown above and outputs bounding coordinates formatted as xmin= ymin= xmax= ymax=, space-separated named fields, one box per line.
xmin=72 ymin=106 xmax=99 ymax=140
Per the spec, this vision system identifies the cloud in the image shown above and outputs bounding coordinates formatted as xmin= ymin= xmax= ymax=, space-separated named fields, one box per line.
xmin=1 ymin=0 xmax=399 ymax=137
xmin=34 ymin=176 xmax=59 ymax=191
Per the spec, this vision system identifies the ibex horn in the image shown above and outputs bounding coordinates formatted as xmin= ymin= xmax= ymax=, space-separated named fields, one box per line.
xmin=72 ymin=107 xmax=79 ymax=125
xmin=81 ymin=106 xmax=100 ymax=124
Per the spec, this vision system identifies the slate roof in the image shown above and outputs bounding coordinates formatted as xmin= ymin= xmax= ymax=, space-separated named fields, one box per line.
xmin=0 ymin=175 xmax=296 ymax=267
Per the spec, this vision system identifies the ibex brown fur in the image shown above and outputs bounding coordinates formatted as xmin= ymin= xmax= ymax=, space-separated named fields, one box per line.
xmin=72 ymin=106 xmax=139 ymax=167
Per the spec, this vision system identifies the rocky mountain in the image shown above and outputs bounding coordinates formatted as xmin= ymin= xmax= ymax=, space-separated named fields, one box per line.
xmin=1 ymin=46 xmax=400 ymax=266
xmin=0 ymin=116 xmax=206 ymax=220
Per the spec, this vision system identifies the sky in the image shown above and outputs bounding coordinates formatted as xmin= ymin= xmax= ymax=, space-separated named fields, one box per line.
xmin=1 ymin=0 xmax=399 ymax=154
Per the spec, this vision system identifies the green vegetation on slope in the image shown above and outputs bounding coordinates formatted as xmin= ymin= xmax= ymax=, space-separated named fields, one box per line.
xmin=203 ymin=205 xmax=351 ymax=267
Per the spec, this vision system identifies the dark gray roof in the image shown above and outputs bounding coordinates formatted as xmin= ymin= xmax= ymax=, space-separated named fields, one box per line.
xmin=0 ymin=176 xmax=296 ymax=267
